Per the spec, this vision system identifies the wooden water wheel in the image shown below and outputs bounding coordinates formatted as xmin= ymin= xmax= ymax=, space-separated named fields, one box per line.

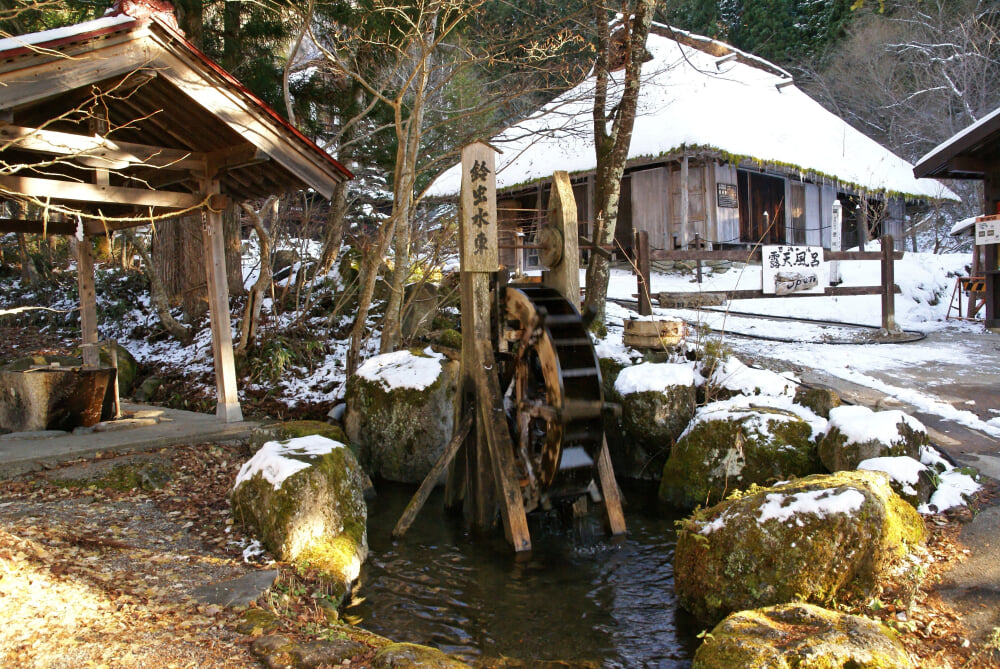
xmin=501 ymin=285 xmax=605 ymax=513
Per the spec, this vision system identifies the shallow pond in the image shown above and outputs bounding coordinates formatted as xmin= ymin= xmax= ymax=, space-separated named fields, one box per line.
xmin=347 ymin=483 xmax=701 ymax=668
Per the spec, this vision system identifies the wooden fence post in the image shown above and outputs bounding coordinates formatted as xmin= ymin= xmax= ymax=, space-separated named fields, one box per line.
xmin=880 ymin=235 xmax=899 ymax=333
xmin=634 ymin=230 xmax=652 ymax=316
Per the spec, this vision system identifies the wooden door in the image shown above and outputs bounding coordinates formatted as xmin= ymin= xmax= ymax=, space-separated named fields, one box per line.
xmin=738 ymin=170 xmax=786 ymax=245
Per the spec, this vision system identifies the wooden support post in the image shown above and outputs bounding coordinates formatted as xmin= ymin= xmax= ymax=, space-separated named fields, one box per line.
xmin=694 ymin=232 xmax=703 ymax=284
xmin=201 ymin=179 xmax=242 ymax=422
xmin=455 ymin=142 xmax=504 ymax=535
xmin=634 ymin=230 xmax=652 ymax=316
xmin=543 ymin=171 xmax=580 ymax=305
xmin=475 ymin=341 xmax=531 ymax=552
xmin=76 ymin=234 xmax=100 ymax=368
xmin=394 ymin=413 xmax=474 ymax=538
xmin=880 ymin=234 xmax=899 ymax=333
xmin=597 ymin=436 xmax=626 ymax=536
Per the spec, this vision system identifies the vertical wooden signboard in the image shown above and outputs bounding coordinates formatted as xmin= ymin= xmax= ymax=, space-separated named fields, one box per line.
xmin=454 ymin=142 xmax=531 ymax=553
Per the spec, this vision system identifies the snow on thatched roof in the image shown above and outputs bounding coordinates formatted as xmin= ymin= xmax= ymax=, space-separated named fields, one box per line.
xmin=427 ymin=24 xmax=957 ymax=202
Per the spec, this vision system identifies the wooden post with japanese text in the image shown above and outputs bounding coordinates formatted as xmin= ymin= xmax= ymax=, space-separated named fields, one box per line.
xmin=452 ymin=141 xmax=531 ymax=553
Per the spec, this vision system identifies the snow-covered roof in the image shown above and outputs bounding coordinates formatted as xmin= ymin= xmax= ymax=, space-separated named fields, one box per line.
xmin=0 ymin=15 xmax=135 ymax=55
xmin=427 ymin=24 xmax=957 ymax=202
xmin=914 ymin=105 xmax=1000 ymax=179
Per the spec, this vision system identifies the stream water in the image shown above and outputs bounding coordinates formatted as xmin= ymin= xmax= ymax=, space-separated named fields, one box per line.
xmin=347 ymin=483 xmax=701 ymax=668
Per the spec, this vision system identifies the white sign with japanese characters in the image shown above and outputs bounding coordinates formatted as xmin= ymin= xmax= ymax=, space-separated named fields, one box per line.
xmin=762 ymin=245 xmax=827 ymax=295
xmin=975 ymin=218 xmax=1000 ymax=246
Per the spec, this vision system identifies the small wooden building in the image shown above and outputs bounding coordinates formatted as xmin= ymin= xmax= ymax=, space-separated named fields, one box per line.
xmin=914 ymin=105 xmax=1000 ymax=328
xmin=429 ymin=24 xmax=955 ymax=270
xmin=0 ymin=0 xmax=352 ymax=420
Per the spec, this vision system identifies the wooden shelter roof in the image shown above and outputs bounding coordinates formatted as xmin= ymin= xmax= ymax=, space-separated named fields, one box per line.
xmin=0 ymin=6 xmax=351 ymax=236
xmin=913 ymin=106 xmax=1000 ymax=180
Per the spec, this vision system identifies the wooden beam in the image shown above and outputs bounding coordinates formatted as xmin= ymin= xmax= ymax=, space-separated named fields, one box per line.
xmin=596 ymin=437 xmax=626 ymax=536
xmin=946 ymin=156 xmax=987 ymax=175
xmin=205 ymin=143 xmax=270 ymax=177
xmin=393 ymin=413 xmax=474 ymax=539
xmin=0 ymin=125 xmax=206 ymax=172
xmin=0 ymin=35 xmax=157 ymax=109
xmin=0 ymin=218 xmax=78 ymax=235
xmin=0 ymin=174 xmax=203 ymax=210
xmin=201 ymin=178 xmax=242 ymax=422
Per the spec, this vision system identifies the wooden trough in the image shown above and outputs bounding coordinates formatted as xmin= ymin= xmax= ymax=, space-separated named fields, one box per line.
xmin=0 ymin=366 xmax=116 ymax=432
xmin=623 ymin=318 xmax=686 ymax=350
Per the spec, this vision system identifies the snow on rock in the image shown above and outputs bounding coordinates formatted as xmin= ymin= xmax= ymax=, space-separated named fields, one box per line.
xmin=757 ymin=488 xmax=867 ymax=525
xmin=234 ymin=435 xmax=344 ymax=491
xmin=614 ymin=361 xmax=702 ymax=395
xmin=356 ymin=347 xmax=445 ymax=391
xmin=826 ymin=405 xmax=925 ymax=445
xmin=681 ymin=394 xmax=827 ymax=441
xmin=858 ymin=456 xmax=928 ymax=496
xmin=708 ymin=356 xmax=796 ymax=398
xmin=920 ymin=469 xmax=982 ymax=514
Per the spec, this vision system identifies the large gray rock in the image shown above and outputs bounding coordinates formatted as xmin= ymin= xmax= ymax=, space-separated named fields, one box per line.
xmin=231 ymin=435 xmax=368 ymax=606
xmin=344 ymin=349 xmax=458 ymax=483
xmin=401 ymin=282 xmax=439 ymax=340
xmin=703 ymin=356 xmax=796 ymax=401
xmin=819 ymin=405 xmax=928 ymax=472
xmin=611 ymin=361 xmax=700 ymax=480
xmin=674 ymin=470 xmax=926 ymax=625
xmin=693 ymin=603 xmax=913 ymax=669
xmin=659 ymin=395 xmax=826 ymax=510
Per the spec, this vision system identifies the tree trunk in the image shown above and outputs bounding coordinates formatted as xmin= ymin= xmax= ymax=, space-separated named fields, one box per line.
xmin=319 ymin=180 xmax=348 ymax=274
xmin=236 ymin=199 xmax=274 ymax=353
xmin=125 ymin=229 xmax=193 ymax=344
xmin=347 ymin=220 xmax=395 ymax=375
xmin=16 ymin=232 xmax=39 ymax=287
xmin=224 ymin=206 xmax=244 ymax=297
xmin=582 ymin=1 xmax=655 ymax=330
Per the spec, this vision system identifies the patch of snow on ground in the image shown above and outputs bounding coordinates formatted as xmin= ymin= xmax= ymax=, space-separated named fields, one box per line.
xmin=356 ymin=348 xmax=445 ymax=391
xmin=825 ymin=405 xmax=925 ymax=444
xmin=757 ymin=488 xmax=867 ymax=525
xmin=233 ymin=435 xmax=344 ymax=490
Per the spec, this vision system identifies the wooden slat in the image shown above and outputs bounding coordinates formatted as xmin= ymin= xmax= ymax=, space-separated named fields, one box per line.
xmin=596 ymin=437 xmax=626 ymax=536
xmin=76 ymin=237 xmax=99 ymax=367
xmin=475 ymin=340 xmax=532 ymax=553
xmin=657 ymin=284 xmax=901 ymax=303
xmin=0 ymin=174 xmax=203 ymax=210
xmin=0 ymin=124 xmax=206 ymax=172
xmin=648 ymin=248 xmax=903 ymax=262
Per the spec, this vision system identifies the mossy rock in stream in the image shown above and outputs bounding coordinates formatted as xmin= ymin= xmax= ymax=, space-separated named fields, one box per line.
xmin=674 ymin=470 xmax=926 ymax=625
xmin=372 ymin=642 xmax=471 ymax=668
xmin=344 ymin=349 xmax=459 ymax=484
xmin=612 ymin=362 xmax=700 ymax=481
xmin=818 ymin=405 xmax=928 ymax=472
xmin=692 ymin=602 xmax=913 ymax=669
xmin=231 ymin=436 xmax=368 ymax=607
xmin=659 ymin=397 xmax=825 ymax=510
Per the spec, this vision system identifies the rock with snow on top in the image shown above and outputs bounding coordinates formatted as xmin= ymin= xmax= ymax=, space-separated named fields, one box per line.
xmin=858 ymin=456 xmax=935 ymax=508
xmin=231 ymin=435 xmax=368 ymax=607
xmin=818 ymin=405 xmax=927 ymax=473
xmin=659 ymin=395 xmax=826 ymax=510
xmin=692 ymin=602 xmax=913 ymax=669
xmin=793 ymin=384 xmax=842 ymax=418
xmin=674 ymin=470 xmax=926 ymax=625
xmin=705 ymin=356 xmax=796 ymax=400
xmin=344 ymin=348 xmax=459 ymax=484
xmin=610 ymin=361 xmax=700 ymax=480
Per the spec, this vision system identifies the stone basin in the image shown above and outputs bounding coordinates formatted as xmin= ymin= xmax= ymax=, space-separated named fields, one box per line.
xmin=0 ymin=366 xmax=116 ymax=432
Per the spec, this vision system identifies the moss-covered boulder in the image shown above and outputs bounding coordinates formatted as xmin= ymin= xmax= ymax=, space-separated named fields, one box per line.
xmin=659 ymin=396 xmax=826 ymax=510
xmin=372 ymin=642 xmax=471 ymax=668
xmin=344 ymin=348 xmax=459 ymax=484
xmin=674 ymin=470 xmax=926 ymax=625
xmin=612 ymin=361 xmax=700 ymax=480
xmin=819 ymin=406 xmax=928 ymax=473
xmin=231 ymin=435 xmax=368 ymax=606
xmin=793 ymin=384 xmax=842 ymax=419
xmin=692 ymin=602 xmax=913 ymax=669
xmin=858 ymin=456 xmax=936 ymax=508
xmin=250 ymin=420 xmax=349 ymax=453
xmin=704 ymin=356 xmax=796 ymax=402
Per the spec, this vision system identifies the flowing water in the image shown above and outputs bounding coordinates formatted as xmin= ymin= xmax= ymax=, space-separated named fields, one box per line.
xmin=347 ymin=483 xmax=701 ymax=668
